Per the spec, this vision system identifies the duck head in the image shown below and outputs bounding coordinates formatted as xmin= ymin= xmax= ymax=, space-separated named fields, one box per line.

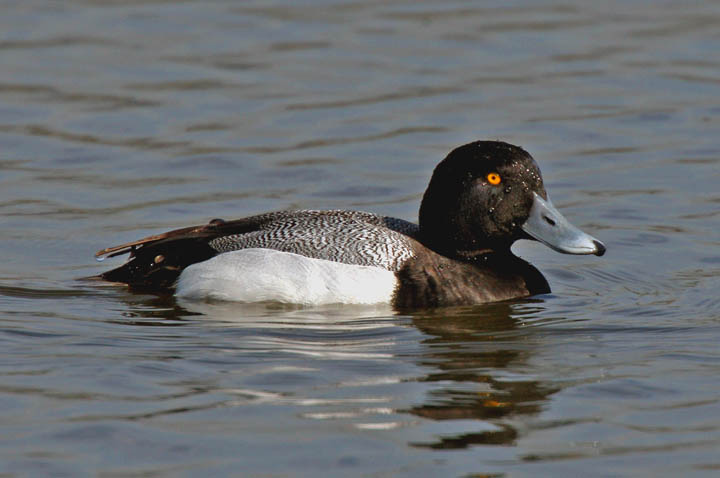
xmin=418 ymin=141 xmax=605 ymax=258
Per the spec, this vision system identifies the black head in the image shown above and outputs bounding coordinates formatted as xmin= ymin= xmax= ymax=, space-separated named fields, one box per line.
xmin=418 ymin=141 xmax=605 ymax=257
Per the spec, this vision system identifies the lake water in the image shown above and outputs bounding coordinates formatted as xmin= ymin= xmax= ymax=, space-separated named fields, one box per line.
xmin=1 ymin=1 xmax=719 ymax=476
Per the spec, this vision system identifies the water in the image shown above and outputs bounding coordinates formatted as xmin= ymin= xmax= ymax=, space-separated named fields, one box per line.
xmin=1 ymin=0 xmax=719 ymax=476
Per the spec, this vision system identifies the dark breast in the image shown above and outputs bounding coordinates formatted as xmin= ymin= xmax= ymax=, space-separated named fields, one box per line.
xmin=392 ymin=243 xmax=550 ymax=308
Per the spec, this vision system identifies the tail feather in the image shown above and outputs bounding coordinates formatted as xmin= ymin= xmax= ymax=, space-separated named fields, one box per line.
xmin=100 ymin=237 xmax=218 ymax=290
xmin=97 ymin=219 xmax=234 ymax=290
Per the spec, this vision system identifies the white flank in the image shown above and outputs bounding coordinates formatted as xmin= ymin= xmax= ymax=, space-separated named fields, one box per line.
xmin=176 ymin=248 xmax=397 ymax=305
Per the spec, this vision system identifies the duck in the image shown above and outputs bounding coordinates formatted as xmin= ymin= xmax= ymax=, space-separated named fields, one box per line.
xmin=95 ymin=140 xmax=605 ymax=308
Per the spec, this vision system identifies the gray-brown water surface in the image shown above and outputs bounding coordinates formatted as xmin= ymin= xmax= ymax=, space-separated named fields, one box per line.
xmin=1 ymin=1 xmax=719 ymax=476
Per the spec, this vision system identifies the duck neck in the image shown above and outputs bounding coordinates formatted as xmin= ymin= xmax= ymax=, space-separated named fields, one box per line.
xmin=418 ymin=231 xmax=513 ymax=261
xmin=418 ymin=211 xmax=512 ymax=260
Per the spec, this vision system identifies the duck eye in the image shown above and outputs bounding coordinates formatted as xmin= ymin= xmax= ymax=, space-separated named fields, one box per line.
xmin=486 ymin=173 xmax=501 ymax=185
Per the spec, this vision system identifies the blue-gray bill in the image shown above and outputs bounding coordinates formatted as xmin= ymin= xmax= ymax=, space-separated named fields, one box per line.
xmin=521 ymin=192 xmax=606 ymax=256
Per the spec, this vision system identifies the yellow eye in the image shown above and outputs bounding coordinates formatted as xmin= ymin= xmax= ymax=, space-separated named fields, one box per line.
xmin=487 ymin=172 xmax=501 ymax=185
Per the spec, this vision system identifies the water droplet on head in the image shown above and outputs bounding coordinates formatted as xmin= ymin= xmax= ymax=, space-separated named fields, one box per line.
xmin=95 ymin=256 xmax=105 ymax=262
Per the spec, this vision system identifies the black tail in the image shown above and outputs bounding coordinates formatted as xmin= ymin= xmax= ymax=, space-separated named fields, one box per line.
xmin=96 ymin=216 xmax=277 ymax=291
xmin=101 ymin=238 xmax=218 ymax=290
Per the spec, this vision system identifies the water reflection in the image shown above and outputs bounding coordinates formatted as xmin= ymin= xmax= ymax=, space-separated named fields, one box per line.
xmin=105 ymin=288 xmax=561 ymax=451
xmin=407 ymin=303 xmax=559 ymax=449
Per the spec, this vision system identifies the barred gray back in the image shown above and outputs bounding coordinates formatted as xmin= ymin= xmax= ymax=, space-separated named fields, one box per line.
xmin=209 ymin=210 xmax=419 ymax=271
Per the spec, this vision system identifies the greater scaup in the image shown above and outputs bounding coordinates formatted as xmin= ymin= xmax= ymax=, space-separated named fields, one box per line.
xmin=96 ymin=141 xmax=605 ymax=307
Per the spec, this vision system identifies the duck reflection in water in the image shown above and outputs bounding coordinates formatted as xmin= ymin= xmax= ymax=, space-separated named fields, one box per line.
xmin=406 ymin=301 xmax=558 ymax=449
